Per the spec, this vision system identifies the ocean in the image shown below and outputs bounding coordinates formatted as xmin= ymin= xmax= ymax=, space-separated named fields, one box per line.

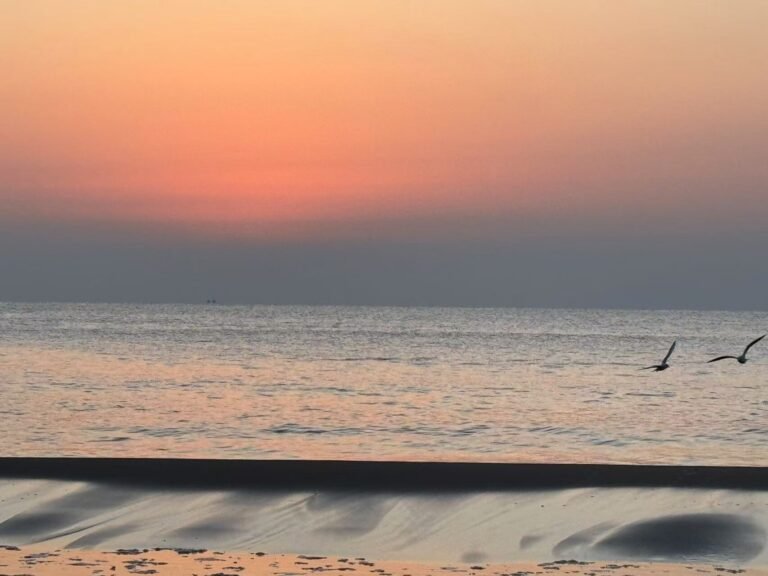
xmin=0 ymin=303 xmax=765 ymax=465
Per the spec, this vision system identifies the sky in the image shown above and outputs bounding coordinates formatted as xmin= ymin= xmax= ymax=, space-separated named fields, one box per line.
xmin=2 ymin=1 xmax=767 ymax=309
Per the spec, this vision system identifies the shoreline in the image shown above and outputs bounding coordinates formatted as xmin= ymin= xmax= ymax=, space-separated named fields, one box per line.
xmin=1 ymin=457 xmax=767 ymax=490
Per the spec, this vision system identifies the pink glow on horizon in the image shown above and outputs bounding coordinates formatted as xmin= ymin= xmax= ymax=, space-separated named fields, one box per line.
xmin=2 ymin=1 xmax=768 ymax=239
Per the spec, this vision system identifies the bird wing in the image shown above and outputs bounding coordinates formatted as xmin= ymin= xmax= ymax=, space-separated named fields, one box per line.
xmin=744 ymin=334 xmax=766 ymax=354
xmin=707 ymin=355 xmax=737 ymax=363
xmin=662 ymin=340 xmax=677 ymax=364
xmin=640 ymin=365 xmax=659 ymax=370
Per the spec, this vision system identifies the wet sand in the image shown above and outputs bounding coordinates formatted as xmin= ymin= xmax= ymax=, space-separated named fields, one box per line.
xmin=2 ymin=458 xmax=767 ymax=490
xmin=0 ymin=459 xmax=766 ymax=567
xmin=0 ymin=546 xmax=766 ymax=576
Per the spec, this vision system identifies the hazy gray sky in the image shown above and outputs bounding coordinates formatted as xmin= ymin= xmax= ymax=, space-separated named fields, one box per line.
xmin=2 ymin=217 xmax=766 ymax=310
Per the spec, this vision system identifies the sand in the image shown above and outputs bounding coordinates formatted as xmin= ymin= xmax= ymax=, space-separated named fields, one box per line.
xmin=0 ymin=459 xmax=766 ymax=569
xmin=0 ymin=546 xmax=766 ymax=576
xmin=0 ymin=478 xmax=766 ymax=565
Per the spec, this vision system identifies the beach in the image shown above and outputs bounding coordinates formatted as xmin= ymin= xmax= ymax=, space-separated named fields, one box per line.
xmin=2 ymin=547 xmax=767 ymax=576
xmin=1 ymin=309 xmax=767 ymax=572
xmin=0 ymin=459 xmax=766 ymax=573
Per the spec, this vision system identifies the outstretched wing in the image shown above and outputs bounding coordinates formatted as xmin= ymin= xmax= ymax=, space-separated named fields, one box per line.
xmin=640 ymin=365 xmax=659 ymax=370
xmin=662 ymin=340 xmax=677 ymax=364
xmin=744 ymin=334 xmax=766 ymax=354
xmin=707 ymin=355 xmax=737 ymax=363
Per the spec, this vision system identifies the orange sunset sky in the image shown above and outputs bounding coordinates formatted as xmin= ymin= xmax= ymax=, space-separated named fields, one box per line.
xmin=1 ymin=2 xmax=768 ymax=307
xmin=3 ymin=0 xmax=768 ymax=239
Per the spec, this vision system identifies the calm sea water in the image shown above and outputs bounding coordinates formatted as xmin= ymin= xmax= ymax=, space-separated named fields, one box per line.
xmin=0 ymin=303 xmax=765 ymax=465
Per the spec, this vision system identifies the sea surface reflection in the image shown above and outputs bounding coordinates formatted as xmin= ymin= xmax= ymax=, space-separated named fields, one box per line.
xmin=0 ymin=303 xmax=765 ymax=464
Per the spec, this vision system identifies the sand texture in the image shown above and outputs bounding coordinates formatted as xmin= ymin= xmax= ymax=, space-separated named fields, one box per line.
xmin=0 ymin=478 xmax=766 ymax=566
xmin=0 ymin=460 xmax=766 ymax=567
xmin=0 ymin=547 xmax=766 ymax=576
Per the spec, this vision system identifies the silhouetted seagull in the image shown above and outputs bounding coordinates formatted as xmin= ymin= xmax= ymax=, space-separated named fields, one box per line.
xmin=641 ymin=340 xmax=676 ymax=371
xmin=707 ymin=334 xmax=766 ymax=364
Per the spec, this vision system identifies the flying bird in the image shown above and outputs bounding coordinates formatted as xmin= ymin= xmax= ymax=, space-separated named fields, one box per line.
xmin=641 ymin=340 xmax=676 ymax=371
xmin=707 ymin=334 xmax=766 ymax=365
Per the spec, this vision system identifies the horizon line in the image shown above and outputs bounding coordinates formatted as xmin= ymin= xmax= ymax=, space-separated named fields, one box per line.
xmin=0 ymin=299 xmax=765 ymax=315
